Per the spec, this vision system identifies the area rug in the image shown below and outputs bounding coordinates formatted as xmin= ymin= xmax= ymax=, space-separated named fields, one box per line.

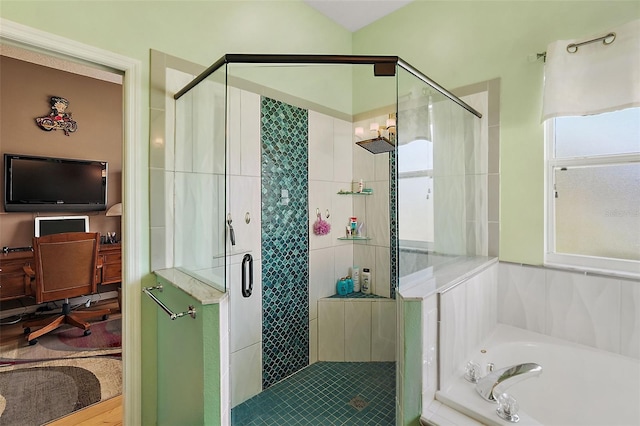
xmin=0 ymin=356 xmax=122 ymax=425
xmin=0 ymin=317 xmax=121 ymax=363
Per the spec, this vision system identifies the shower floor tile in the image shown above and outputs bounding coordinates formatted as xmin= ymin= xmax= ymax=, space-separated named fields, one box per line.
xmin=232 ymin=361 xmax=396 ymax=425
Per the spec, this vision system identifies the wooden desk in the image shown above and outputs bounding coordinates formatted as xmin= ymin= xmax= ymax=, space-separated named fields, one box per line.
xmin=0 ymin=243 xmax=121 ymax=302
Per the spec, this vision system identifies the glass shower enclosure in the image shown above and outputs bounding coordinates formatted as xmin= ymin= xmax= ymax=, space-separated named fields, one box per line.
xmin=173 ymin=54 xmax=481 ymax=423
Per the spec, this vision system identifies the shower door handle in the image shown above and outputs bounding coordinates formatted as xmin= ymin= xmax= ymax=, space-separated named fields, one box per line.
xmin=241 ymin=253 xmax=253 ymax=298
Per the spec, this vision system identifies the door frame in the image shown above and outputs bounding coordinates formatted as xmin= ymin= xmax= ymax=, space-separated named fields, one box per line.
xmin=0 ymin=18 xmax=144 ymax=424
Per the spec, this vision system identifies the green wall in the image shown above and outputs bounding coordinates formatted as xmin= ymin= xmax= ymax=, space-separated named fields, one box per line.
xmin=354 ymin=0 xmax=640 ymax=265
xmin=153 ymin=276 xmax=221 ymax=426
xmin=3 ymin=1 xmax=639 ymax=423
xmin=5 ymin=1 xmax=636 ymax=269
xmin=0 ymin=1 xmax=351 ymax=423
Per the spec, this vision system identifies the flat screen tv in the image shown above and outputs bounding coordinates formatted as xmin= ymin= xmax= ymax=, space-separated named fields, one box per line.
xmin=4 ymin=153 xmax=108 ymax=212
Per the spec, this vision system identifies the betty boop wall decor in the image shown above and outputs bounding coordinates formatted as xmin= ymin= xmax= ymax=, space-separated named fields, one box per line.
xmin=35 ymin=96 xmax=78 ymax=136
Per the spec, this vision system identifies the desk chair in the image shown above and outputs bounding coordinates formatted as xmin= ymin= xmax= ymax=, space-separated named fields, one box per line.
xmin=22 ymin=232 xmax=111 ymax=345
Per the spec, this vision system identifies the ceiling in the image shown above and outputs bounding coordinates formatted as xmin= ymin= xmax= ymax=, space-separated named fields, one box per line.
xmin=303 ymin=0 xmax=413 ymax=32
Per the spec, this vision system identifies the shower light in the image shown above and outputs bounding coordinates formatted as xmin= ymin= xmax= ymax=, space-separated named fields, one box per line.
xmin=355 ymin=115 xmax=397 ymax=155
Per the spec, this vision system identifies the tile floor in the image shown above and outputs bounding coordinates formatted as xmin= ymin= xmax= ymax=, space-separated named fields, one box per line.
xmin=231 ymin=361 xmax=396 ymax=425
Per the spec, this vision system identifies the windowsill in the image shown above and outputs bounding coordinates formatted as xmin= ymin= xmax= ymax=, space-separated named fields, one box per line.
xmin=542 ymin=261 xmax=640 ymax=281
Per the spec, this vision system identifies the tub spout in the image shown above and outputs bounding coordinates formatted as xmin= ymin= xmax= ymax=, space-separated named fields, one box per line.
xmin=476 ymin=362 xmax=542 ymax=402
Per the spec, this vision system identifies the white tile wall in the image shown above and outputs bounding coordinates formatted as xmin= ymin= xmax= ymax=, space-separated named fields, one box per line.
xmin=546 ymin=270 xmax=621 ymax=353
xmin=230 ymin=342 xmax=262 ymax=407
xmin=309 ymin=247 xmax=336 ymax=321
xmin=333 ymin=118 xmax=353 ymax=183
xmin=345 ymin=300 xmax=372 ymax=361
xmin=309 ymin=180 xmax=335 ymax=252
xmin=309 ymin=110 xmax=334 ymax=181
xmin=439 ymin=263 xmax=498 ymax=389
xmin=374 ymin=247 xmax=391 ymax=298
xmin=229 ymin=258 xmax=262 ymax=353
xmin=309 ymin=317 xmax=318 ymax=364
xmin=353 ymin=115 xmax=391 ymax=299
xmin=421 ymin=295 xmax=438 ymax=412
xmin=192 ymin=79 xmax=224 ymax=175
xmin=317 ymin=297 xmax=396 ymax=362
xmin=239 ymin=90 xmax=261 ymax=177
xmin=228 ymin=175 xmax=261 ymax=256
xmin=318 ymin=299 xmax=345 ymax=361
xmin=498 ymin=262 xmax=640 ymax=359
xmin=621 ymin=280 xmax=640 ymax=359
xmin=497 ymin=262 xmax=546 ymax=333
xmin=372 ymin=299 xmax=397 ymax=361
xmin=227 ymin=87 xmax=242 ymax=177
xmin=226 ymin=88 xmax=263 ymax=407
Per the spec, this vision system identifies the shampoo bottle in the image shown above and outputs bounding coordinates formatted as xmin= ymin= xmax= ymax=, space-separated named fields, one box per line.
xmin=361 ymin=268 xmax=371 ymax=294
xmin=351 ymin=266 xmax=360 ymax=292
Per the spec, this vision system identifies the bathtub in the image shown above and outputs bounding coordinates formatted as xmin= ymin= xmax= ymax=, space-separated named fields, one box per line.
xmin=436 ymin=324 xmax=640 ymax=426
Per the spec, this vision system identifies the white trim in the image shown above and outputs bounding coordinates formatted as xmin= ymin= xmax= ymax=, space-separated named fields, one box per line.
xmin=1 ymin=18 xmax=143 ymax=425
xmin=544 ymin=119 xmax=556 ymax=261
xmin=545 ymin=254 xmax=640 ymax=280
xmin=544 ymin=116 xmax=640 ymax=278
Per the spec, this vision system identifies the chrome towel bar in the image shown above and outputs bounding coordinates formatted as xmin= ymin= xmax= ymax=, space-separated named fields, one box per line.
xmin=142 ymin=285 xmax=196 ymax=320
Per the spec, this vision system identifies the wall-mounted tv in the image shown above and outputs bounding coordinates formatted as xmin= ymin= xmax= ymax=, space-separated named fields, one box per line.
xmin=4 ymin=154 xmax=108 ymax=212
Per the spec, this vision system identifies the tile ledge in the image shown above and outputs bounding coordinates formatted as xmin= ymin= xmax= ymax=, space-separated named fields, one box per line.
xmin=153 ymin=268 xmax=227 ymax=305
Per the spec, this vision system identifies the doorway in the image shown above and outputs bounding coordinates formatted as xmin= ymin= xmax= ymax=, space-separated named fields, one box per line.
xmin=0 ymin=18 xmax=143 ymax=424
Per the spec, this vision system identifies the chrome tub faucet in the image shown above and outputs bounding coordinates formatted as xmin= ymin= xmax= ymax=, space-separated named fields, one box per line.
xmin=476 ymin=362 xmax=543 ymax=402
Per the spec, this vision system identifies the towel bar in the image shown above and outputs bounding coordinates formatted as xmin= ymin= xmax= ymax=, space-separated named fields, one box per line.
xmin=142 ymin=285 xmax=196 ymax=320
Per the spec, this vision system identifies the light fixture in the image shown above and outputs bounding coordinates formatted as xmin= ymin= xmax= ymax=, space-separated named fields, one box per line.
xmin=355 ymin=114 xmax=396 ymax=154
xmin=105 ymin=202 xmax=122 ymax=217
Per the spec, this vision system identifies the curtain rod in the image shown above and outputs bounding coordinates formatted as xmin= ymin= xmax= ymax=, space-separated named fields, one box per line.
xmin=536 ymin=31 xmax=617 ymax=62
xmin=566 ymin=32 xmax=616 ymax=53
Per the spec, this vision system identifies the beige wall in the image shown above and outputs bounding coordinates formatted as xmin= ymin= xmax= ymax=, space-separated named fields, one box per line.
xmin=354 ymin=1 xmax=640 ymax=265
xmin=0 ymin=54 xmax=123 ymax=247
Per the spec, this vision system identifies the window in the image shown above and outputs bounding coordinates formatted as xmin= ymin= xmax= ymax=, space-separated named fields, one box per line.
xmin=546 ymin=107 xmax=640 ymax=276
xmin=398 ymin=138 xmax=434 ymax=247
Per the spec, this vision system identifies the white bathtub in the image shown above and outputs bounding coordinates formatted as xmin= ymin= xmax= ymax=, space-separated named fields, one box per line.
xmin=436 ymin=324 xmax=640 ymax=426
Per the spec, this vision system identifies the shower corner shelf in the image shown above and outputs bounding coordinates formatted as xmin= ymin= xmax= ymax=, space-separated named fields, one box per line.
xmin=337 ymin=236 xmax=371 ymax=241
xmin=337 ymin=190 xmax=373 ymax=195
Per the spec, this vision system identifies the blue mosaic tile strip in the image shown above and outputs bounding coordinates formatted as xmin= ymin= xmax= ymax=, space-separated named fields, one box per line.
xmin=261 ymin=97 xmax=309 ymax=390
xmin=389 ymin=150 xmax=398 ymax=299
xmin=232 ymin=362 xmax=396 ymax=425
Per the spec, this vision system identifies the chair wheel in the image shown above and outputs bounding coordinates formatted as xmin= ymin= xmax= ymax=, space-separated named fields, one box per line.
xmin=23 ymin=327 xmax=31 ymax=335
xmin=84 ymin=329 xmax=92 ymax=336
xmin=102 ymin=314 xmax=109 ymax=321
xmin=28 ymin=339 xmax=38 ymax=346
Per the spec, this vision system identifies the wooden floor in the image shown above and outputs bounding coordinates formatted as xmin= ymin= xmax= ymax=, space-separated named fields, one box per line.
xmin=45 ymin=395 xmax=123 ymax=426
xmin=0 ymin=299 xmax=123 ymax=425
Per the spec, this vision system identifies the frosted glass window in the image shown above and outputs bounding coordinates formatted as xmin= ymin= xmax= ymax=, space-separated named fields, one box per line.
xmin=554 ymin=164 xmax=640 ymax=261
xmin=398 ymin=139 xmax=434 ymax=244
xmin=398 ymin=138 xmax=433 ymax=173
xmin=555 ymin=108 xmax=640 ymax=158
xmin=398 ymin=176 xmax=434 ymax=243
xmin=547 ymin=106 xmax=640 ymax=274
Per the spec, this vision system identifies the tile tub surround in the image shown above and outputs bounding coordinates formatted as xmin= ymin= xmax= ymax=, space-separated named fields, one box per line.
xmin=498 ymin=261 xmax=640 ymax=359
xmin=397 ymin=256 xmax=498 ymax=426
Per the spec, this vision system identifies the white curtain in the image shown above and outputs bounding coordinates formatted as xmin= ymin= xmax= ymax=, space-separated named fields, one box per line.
xmin=542 ymin=19 xmax=640 ymax=121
